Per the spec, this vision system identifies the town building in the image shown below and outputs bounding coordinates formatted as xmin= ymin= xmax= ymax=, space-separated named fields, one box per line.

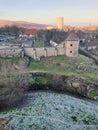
xmin=46 ymin=26 xmax=56 ymax=30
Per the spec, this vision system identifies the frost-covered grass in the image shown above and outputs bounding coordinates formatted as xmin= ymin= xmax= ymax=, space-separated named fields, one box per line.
xmin=0 ymin=92 xmax=98 ymax=130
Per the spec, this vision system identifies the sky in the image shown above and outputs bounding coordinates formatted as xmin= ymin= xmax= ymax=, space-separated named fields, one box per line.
xmin=0 ymin=0 xmax=98 ymax=25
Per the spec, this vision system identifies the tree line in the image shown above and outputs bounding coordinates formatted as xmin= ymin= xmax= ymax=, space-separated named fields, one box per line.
xmin=0 ymin=26 xmax=20 ymax=36
xmin=37 ymin=29 xmax=68 ymax=46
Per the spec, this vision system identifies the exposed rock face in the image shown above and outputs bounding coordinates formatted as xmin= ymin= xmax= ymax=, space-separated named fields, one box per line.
xmin=30 ymin=73 xmax=98 ymax=100
xmin=77 ymin=61 xmax=98 ymax=71
xmin=65 ymin=75 xmax=97 ymax=98
xmin=68 ymin=75 xmax=96 ymax=98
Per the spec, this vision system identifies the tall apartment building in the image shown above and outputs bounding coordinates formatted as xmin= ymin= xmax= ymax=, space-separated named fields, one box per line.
xmin=57 ymin=17 xmax=64 ymax=30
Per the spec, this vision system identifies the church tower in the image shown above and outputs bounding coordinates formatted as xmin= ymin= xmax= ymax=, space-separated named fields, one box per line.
xmin=57 ymin=17 xmax=64 ymax=30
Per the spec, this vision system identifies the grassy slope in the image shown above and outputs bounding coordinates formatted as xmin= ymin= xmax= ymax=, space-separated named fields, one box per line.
xmin=27 ymin=55 xmax=98 ymax=81
xmin=27 ymin=55 xmax=98 ymax=99
xmin=1 ymin=55 xmax=98 ymax=97
xmin=0 ymin=56 xmax=98 ymax=129
xmin=0 ymin=55 xmax=98 ymax=81
xmin=28 ymin=55 xmax=87 ymax=71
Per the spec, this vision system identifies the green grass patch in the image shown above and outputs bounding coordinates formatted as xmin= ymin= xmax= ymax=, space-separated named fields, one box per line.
xmin=33 ymin=41 xmax=44 ymax=47
xmin=27 ymin=55 xmax=89 ymax=75
xmin=78 ymin=70 xmax=98 ymax=81
xmin=89 ymin=89 xmax=98 ymax=99
xmin=0 ymin=57 xmax=24 ymax=65
xmin=27 ymin=55 xmax=98 ymax=81
xmin=1 ymin=55 xmax=98 ymax=81
xmin=33 ymin=76 xmax=48 ymax=85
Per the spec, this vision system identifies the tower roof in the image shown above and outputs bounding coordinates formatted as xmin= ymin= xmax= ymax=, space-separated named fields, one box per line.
xmin=66 ymin=31 xmax=79 ymax=41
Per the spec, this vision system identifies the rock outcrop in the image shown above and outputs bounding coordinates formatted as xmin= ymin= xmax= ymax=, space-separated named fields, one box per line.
xmin=45 ymin=74 xmax=98 ymax=99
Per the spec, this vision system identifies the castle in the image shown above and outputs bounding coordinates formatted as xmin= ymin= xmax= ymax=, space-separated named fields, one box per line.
xmin=24 ymin=31 xmax=79 ymax=59
xmin=0 ymin=31 xmax=79 ymax=59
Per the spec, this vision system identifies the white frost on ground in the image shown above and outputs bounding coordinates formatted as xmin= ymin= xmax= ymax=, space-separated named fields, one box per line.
xmin=0 ymin=92 xmax=98 ymax=130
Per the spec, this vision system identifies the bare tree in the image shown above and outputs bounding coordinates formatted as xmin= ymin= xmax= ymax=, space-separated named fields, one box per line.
xmin=0 ymin=60 xmax=32 ymax=109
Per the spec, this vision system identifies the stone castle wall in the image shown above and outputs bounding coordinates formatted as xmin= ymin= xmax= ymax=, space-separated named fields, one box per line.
xmin=23 ymin=47 xmax=66 ymax=59
xmin=0 ymin=40 xmax=79 ymax=59
xmin=23 ymin=40 xmax=79 ymax=59
xmin=0 ymin=48 xmax=23 ymax=57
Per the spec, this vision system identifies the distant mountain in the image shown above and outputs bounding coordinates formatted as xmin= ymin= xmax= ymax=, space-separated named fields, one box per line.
xmin=74 ymin=25 xmax=98 ymax=31
xmin=0 ymin=20 xmax=47 ymax=29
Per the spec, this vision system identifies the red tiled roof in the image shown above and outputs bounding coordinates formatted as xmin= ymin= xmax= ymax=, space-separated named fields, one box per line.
xmin=19 ymin=28 xmax=38 ymax=35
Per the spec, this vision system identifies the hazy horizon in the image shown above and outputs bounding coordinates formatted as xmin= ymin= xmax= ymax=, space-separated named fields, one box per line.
xmin=0 ymin=0 xmax=98 ymax=25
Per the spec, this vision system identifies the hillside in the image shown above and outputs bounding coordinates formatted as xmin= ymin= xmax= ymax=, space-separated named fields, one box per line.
xmin=0 ymin=55 xmax=98 ymax=105
xmin=0 ymin=55 xmax=98 ymax=130
xmin=0 ymin=20 xmax=47 ymax=29
xmin=28 ymin=55 xmax=98 ymax=81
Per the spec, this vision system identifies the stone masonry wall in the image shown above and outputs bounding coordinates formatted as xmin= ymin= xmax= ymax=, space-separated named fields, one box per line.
xmin=66 ymin=41 xmax=79 ymax=57
xmin=24 ymin=47 xmax=66 ymax=60
xmin=0 ymin=48 xmax=23 ymax=57
xmin=0 ymin=40 xmax=79 ymax=59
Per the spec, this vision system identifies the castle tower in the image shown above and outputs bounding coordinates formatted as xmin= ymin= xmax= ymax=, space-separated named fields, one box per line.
xmin=65 ymin=31 xmax=79 ymax=57
xmin=57 ymin=17 xmax=64 ymax=30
